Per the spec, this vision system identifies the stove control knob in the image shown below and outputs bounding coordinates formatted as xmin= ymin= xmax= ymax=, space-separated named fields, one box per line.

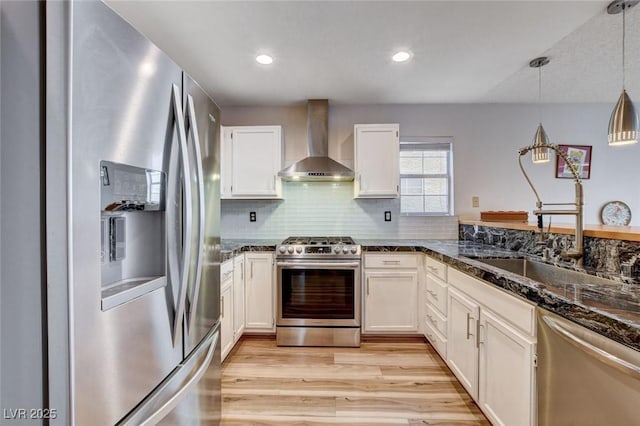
xmin=296 ymin=246 xmax=303 ymax=254
xmin=334 ymin=246 xmax=341 ymax=254
xmin=287 ymin=246 xmax=294 ymax=254
xmin=278 ymin=246 xmax=286 ymax=254
xmin=350 ymin=246 xmax=358 ymax=254
xmin=343 ymin=246 xmax=349 ymax=254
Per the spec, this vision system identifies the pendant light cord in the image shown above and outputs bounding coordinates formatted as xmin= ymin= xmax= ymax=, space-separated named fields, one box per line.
xmin=538 ymin=64 xmax=542 ymax=123
xmin=622 ymin=5 xmax=626 ymax=89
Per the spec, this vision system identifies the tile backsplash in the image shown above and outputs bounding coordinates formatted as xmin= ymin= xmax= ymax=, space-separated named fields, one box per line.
xmin=221 ymin=181 xmax=458 ymax=239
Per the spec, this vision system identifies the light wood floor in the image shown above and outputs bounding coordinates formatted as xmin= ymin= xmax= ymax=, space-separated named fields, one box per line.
xmin=221 ymin=337 xmax=490 ymax=425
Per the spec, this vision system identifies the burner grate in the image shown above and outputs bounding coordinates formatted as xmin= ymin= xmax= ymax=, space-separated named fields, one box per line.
xmin=282 ymin=236 xmax=355 ymax=245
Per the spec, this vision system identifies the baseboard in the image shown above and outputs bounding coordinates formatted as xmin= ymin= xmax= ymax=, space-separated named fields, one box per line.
xmin=361 ymin=335 xmax=427 ymax=343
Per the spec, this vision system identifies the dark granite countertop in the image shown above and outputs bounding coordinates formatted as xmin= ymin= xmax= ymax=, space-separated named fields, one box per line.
xmin=358 ymin=239 xmax=640 ymax=352
xmin=219 ymin=238 xmax=639 ymax=351
xmin=220 ymin=239 xmax=279 ymax=261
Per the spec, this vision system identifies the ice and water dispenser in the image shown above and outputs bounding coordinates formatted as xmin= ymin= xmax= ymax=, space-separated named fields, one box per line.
xmin=100 ymin=161 xmax=167 ymax=310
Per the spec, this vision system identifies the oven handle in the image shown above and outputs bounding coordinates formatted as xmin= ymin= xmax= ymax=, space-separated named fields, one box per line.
xmin=276 ymin=261 xmax=361 ymax=269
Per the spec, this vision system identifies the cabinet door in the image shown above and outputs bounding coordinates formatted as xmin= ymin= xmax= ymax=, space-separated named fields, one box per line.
xmin=245 ymin=253 xmax=274 ymax=331
xmin=479 ymin=309 xmax=536 ymax=426
xmin=220 ymin=282 xmax=234 ymax=361
xmin=220 ymin=126 xmax=233 ymax=198
xmin=354 ymin=124 xmax=399 ymax=198
xmin=363 ymin=271 xmax=418 ymax=333
xmin=447 ymin=286 xmax=480 ymax=400
xmin=231 ymin=126 xmax=282 ymax=197
xmin=233 ymin=255 xmax=245 ymax=341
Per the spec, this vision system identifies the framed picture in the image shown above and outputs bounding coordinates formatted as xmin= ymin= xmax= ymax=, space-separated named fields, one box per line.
xmin=555 ymin=144 xmax=592 ymax=179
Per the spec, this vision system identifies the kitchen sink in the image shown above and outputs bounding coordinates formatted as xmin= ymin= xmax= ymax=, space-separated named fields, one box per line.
xmin=475 ymin=258 xmax=620 ymax=288
xmin=474 ymin=258 xmax=639 ymax=322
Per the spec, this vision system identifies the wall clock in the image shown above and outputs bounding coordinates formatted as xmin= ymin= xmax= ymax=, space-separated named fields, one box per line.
xmin=600 ymin=201 xmax=631 ymax=226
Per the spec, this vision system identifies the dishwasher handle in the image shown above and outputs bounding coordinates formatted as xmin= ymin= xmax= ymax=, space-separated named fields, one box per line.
xmin=542 ymin=314 xmax=640 ymax=380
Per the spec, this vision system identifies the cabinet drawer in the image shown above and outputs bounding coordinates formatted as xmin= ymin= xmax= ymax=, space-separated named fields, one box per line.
xmin=448 ymin=268 xmax=535 ymax=336
xmin=426 ymin=304 xmax=447 ymax=337
xmin=221 ymin=259 xmax=234 ymax=284
xmin=365 ymin=254 xmax=418 ymax=269
xmin=426 ymin=274 xmax=448 ymax=316
xmin=424 ymin=322 xmax=447 ymax=359
xmin=425 ymin=257 xmax=447 ymax=281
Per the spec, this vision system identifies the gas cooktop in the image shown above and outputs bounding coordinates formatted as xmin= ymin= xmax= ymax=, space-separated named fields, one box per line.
xmin=281 ymin=236 xmax=355 ymax=245
xmin=277 ymin=236 xmax=361 ymax=258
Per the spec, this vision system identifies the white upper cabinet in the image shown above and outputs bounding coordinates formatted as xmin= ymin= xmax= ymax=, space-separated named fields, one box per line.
xmin=354 ymin=124 xmax=400 ymax=198
xmin=220 ymin=125 xmax=283 ymax=199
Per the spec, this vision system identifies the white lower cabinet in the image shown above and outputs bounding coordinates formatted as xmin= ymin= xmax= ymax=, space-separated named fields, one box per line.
xmin=423 ymin=256 xmax=449 ymax=358
xmin=244 ymin=252 xmax=275 ymax=332
xmin=478 ymin=309 xmax=536 ymax=426
xmin=233 ymin=254 xmax=245 ymax=341
xmin=446 ymin=286 xmax=480 ymax=400
xmin=220 ymin=271 xmax=234 ymax=361
xmin=363 ymin=270 xmax=419 ymax=333
xmin=446 ymin=268 xmax=537 ymax=426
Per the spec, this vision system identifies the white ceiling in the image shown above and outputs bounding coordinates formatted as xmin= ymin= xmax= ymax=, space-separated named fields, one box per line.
xmin=105 ymin=1 xmax=640 ymax=106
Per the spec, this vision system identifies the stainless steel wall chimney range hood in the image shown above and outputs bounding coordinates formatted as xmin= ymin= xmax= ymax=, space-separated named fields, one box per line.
xmin=278 ymin=99 xmax=355 ymax=181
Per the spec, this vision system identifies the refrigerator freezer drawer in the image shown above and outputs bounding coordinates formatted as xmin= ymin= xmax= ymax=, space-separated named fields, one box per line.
xmin=119 ymin=323 xmax=220 ymax=425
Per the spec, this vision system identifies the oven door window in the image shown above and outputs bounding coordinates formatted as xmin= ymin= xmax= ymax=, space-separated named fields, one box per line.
xmin=281 ymin=269 xmax=355 ymax=319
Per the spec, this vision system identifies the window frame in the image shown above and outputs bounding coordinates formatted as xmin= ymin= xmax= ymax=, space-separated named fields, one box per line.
xmin=399 ymin=136 xmax=454 ymax=217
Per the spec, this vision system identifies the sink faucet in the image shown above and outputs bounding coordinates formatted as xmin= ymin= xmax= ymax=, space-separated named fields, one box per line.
xmin=518 ymin=144 xmax=584 ymax=267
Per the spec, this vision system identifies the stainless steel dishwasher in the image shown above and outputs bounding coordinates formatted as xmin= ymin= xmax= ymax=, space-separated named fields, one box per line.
xmin=537 ymin=308 xmax=640 ymax=426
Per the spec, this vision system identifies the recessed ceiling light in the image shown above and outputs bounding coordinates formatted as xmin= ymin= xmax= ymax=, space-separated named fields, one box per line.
xmin=392 ymin=51 xmax=412 ymax=63
xmin=256 ymin=54 xmax=273 ymax=65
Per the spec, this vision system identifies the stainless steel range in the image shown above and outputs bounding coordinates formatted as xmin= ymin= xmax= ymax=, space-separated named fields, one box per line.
xmin=276 ymin=236 xmax=361 ymax=347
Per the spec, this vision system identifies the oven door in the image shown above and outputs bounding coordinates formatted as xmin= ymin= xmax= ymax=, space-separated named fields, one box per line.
xmin=276 ymin=260 xmax=361 ymax=327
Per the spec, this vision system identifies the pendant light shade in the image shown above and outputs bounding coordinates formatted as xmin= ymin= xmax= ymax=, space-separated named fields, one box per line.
xmin=529 ymin=56 xmax=550 ymax=163
xmin=607 ymin=0 xmax=639 ymax=146
xmin=532 ymin=123 xmax=550 ymax=163
xmin=608 ymin=90 xmax=639 ymax=146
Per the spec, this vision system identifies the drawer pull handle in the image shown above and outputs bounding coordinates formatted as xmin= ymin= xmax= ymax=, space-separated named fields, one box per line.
xmin=427 ymin=313 xmax=438 ymax=326
xmin=466 ymin=313 xmax=474 ymax=340
xmin=383 ymin=260 xmax=401 ymax=265
xmin=428 ymin=265 xmax=439 ymax=273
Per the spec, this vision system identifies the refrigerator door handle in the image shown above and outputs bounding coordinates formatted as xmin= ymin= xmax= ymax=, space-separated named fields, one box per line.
xmin=118 ymin=327 xmax=220 ymax=426
xmin=169 ymin=83 xmax=193 ymax=347
xmin=185 ymin=94 xmax=206 ymax=333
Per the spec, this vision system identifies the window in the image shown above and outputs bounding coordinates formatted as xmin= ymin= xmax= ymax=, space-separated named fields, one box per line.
xmin=399 ymin=137 xmax=453 ymax=215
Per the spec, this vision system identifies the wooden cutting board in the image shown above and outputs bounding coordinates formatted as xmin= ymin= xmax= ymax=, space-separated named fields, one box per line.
xmin=480 ymin=211 xmax=528 ymax=222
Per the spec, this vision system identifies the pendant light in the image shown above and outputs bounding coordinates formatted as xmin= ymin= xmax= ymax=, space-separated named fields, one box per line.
xmin=530 ymin=56 xmax=551 ymax=163
xmin=607 ymin=0 xmax=639 ymax=146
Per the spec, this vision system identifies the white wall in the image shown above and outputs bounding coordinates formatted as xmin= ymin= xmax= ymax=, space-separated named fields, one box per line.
xmin=223 ymin=102 xmax=637 ymax=226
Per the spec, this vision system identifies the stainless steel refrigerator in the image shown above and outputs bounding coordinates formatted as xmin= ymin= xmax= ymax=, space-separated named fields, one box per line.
xmin=1 ymin=1 xmax=221 ymax=424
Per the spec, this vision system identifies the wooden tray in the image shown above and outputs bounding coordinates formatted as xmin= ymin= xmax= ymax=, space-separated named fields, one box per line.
xmin=480 ymin=211 xmax=528 ymax=222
